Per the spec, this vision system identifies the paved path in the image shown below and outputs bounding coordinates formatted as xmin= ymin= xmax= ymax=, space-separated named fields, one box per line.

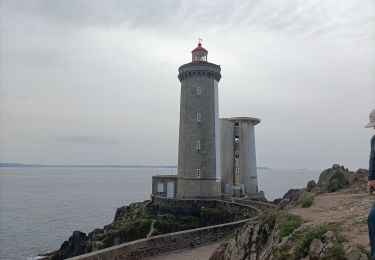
xmin=145 ymin=241 xmax=222 ymax=260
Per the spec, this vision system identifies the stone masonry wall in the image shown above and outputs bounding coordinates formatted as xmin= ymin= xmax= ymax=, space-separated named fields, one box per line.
xmin=233 ymin=198 xmax=276 ymax=212
xmin=68 ymin=196 xmax=260 ymax=260
xmin=152 ymin=194 xmax=261 ymax=216
xmin=68 ymin=218 xmax=253 ymax=260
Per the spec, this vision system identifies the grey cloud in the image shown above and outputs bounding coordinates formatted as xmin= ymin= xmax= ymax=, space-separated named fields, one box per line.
xmin=0 ymin=0 xmax=374 ymax=169
xmin=1 ymin=0 xmax=374 ymax=42
xmin=0 ymin=94 xmax=33 ymax=100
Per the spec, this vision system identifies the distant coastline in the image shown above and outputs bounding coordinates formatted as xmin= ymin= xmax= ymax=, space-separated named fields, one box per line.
xmin=0 ymin=163 xmax=272 ymax=170
xmin=257 ymin=166 xmax=272 ymax=170
xmin=0 ymin=163 xmax=177 ymax=168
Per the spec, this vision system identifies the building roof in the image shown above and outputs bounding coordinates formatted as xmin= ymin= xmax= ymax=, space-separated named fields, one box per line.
xmin=221 ymin=117 xmax=261 ymax=125
xmin=192 ymin=43 xmax=207 ymax=53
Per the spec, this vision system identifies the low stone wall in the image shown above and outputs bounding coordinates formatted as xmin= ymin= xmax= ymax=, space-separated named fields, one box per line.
xmin=68 ymin=196 xmax=262 ymax=260
xmin=233 ymin=198 xmax=276 ymax=211
xmin=68 ymin=217 xmax=253 ymax=260
xmin=152 ymin=194 xmax=262 ymax=216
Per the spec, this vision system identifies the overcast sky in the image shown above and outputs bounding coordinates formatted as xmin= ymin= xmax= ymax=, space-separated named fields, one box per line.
xmin=0 ymin=0 xmax=374 ymax=170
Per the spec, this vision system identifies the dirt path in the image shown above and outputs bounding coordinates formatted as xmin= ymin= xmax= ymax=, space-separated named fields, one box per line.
xmin=288 ymin=187 xmax=373 ymax=247
xmin=145 ymin=241 xmax=222 ymax=260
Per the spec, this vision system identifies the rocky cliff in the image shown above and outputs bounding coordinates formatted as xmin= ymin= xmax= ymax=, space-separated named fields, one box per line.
xmin=210 ymin=165 xmax=371 ymax=260
xmin=44 ymin=198 xmax=251 ymax=259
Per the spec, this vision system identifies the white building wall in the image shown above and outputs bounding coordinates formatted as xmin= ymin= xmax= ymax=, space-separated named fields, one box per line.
xmin=214 ymin=80 xmax=221 ymax=182
xmin=220 ymin=117 xmax=260 ymax=196
xmin=239 ymin=121 xmax=258 ymax=194
xmin=220 ymin=119 xmax=234 ymax=193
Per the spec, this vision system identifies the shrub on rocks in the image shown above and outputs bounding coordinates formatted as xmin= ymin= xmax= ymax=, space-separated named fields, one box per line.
xmin=300 ymin=195 xmax=314 ymax=208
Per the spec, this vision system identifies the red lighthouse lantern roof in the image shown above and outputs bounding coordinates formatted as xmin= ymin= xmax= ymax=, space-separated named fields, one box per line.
xmin=192 ymin=43 xmax=207 ymax=53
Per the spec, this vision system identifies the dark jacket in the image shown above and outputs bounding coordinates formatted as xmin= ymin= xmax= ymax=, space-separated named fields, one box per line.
xmin=369 ymin=135 xmax=375 ymax=180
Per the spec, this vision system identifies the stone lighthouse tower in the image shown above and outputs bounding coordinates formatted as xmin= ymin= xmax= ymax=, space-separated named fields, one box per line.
xmin=176 ymin=42 xmax=222 ymax=199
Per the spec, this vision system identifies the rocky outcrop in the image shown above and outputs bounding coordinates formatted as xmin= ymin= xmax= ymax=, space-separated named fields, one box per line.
xmin=209 ymin=213 xmax=279 ymax=260
xmin=44 ymin=201 xmax=153 ymax=259
xmin=210 ymin=165 xmax=371 ymax=260
xmin=274 ymin=164 xmax=367 ymax=208
xmin=306 ymin=180 xmax=316 ymax=192
xmin=313 ymin=164 xmax=367 ymax=193
xmin=210 ymin=214 xmax=370 ymax=260
xmin=54 ymin=231 xmax=87 ymax=259
xmin=44 ymin=199 xmax=252 ymax=259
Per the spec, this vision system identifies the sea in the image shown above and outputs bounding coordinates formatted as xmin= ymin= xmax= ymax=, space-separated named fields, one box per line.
xmin=0 ymin=167 xmax=320 ymax=260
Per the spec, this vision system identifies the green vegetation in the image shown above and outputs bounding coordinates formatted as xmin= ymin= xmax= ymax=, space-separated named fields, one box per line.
xmin=327 ymin=223 xmax=347 ymax=244
xmin=105 ymin=218 xmax=153 ymax=244
xmin=277 ymin=214 xmax=303 ymax=237
xmin=258 ymin=211 xmax=303 ymax=238
xmin=272 ymin=247 xmax=290 ymax=260
xmin=154 ymin=217 xmax=200 ymax=234
xmin=258 ymin=210 xmax=278 ymax=229
xmin=292 ymin=227 xmax=327 ymax=259
xmin=299 ymin=195 xmax=314 ymax=208
xmin=326 ymin=244 xmax=345 ymax=259
xmin=270 ymin=213 xmax=304 ymax=260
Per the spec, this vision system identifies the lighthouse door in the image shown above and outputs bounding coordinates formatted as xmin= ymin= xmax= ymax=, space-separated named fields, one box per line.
xmin=166 ymin=182 xmax=175 ymax=198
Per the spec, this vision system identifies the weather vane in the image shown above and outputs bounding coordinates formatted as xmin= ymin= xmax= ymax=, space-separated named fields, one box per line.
xmin=198 ymin=38 xmax=203 ymax=44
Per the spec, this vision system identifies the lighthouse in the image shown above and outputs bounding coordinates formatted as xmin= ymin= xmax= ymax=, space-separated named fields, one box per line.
xmin=176 ymin=42 xmax=222 ymax=199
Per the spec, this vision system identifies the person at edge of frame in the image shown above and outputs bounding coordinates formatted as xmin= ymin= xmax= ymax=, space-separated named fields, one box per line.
xmin=366 ymin=109 xmax=375 ymax=259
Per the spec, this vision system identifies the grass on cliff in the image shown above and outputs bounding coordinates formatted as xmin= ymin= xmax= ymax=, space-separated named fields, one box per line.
xmin=292 ymin=227 xmax=327 ymax=259
xmin=299 ymin=195 xmax=314 ymax=208
xmin=327 ymin=244 xmax=345 ymax=259
xmin=105 ymin=218 xmax=153 ymax=244
xmin=278 ymin=214 xmax=304 ymax=237
xmin=259 ymin=211 xmax=303 ymax=238
xmin=153 ymin=216 xmax=200 ymax=234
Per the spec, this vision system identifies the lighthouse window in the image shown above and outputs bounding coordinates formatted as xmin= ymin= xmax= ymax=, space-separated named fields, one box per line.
xmin=157 ymin=182 xmax=164 ymax=192
xmin=235 ymin=122 xmax=239 ymax=127
xmin=196 ymin=169 xmax=201 ymax=178
xmin=196 ymin=86 xmax=201 ymax=96
xmin=235 ymin=167 xmax=240 ymax=174
xmin=196 ymin=140 xmax=201 ymax=151
xmin=196 ymin=113 xmax=201 ymax=122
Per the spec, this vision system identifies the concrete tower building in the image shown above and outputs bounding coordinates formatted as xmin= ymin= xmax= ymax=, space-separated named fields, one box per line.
xmin=220 ymin=117 xmax=260 ymax=197
xmin=176 ymin=43 xmax=222 ymax=199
